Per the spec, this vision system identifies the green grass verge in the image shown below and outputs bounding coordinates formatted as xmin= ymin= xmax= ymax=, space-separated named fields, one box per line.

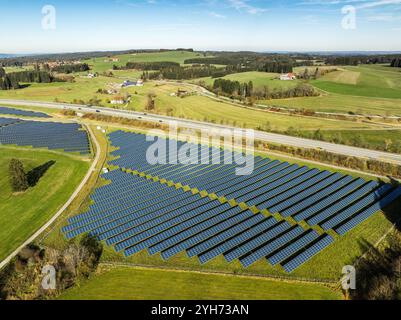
xmin=0 ymin=146 xmax=90 ymax=261
xmin=59 ymin=266 xmax=342 ymax=300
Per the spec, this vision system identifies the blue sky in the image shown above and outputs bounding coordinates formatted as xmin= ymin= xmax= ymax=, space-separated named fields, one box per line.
xmin=0 ymin=0 xmax=400 ymax=53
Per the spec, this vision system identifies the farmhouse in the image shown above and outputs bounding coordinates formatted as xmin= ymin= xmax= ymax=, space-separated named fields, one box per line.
xmin=110 ymin=96 xmax=127 ymax=105
xmin=121 ymin=79 xmax=144 ymax=88
xmin=104 ymin=58 xmax=119 ymax=62
xmin=280 ymin=73 xmax=296 ymax=81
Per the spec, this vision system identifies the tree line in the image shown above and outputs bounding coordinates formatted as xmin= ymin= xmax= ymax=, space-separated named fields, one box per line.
xmin=0 ymin=67 xmax=63 ymax=90
xmin=213 ymin=79 xmax=254 ymax=97
xmin=263 ymin=142 xmax=401 ymax=178
xmin=142 ymin=65 xmax=232 ymax=80
xmin=52 ymin=63 xmax=90 ymax=73
xmin=391 ymin=58 xmax=401 ymax=68
xmin=211 ymin=78 xmax=318 ymax=100
xmin=325 ymin=54 xmax=401 ymax=66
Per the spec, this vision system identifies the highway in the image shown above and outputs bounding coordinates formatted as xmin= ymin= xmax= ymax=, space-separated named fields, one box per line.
xmin=1 ymin=98 xmax=401 ymax=165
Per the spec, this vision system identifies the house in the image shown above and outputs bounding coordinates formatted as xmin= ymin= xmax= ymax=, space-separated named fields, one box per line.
xmin=280 ymin=73 xmax=296 ymax=81
xmin=177 ymin=89 xmax=189 ymax=97
xmin=104 ymin=58 xmax=119 ymax=62
xmin=121 ymin=79 xmax=144 ymax=88
xmin=121 ymin=80 xmax=137 ymax=88
xmin=110 ymin=96 xmax=127 ymax=105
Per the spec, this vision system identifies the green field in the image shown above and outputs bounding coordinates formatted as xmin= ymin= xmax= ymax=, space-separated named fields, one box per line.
xmin=87 ymin=50 xmax=203 ymax=73
xmin=317 ymin=129 xmax=401 ymax=153
xmin=0 ymin=146 xmax=90 ymax=261
xmin=266 ymin=93 xmax=401 ymax=116
xmin=121 ymin=82 xmax=378 ymax=131
xmin=192 ymin=71 xmax=301 ymax=91
xmin=0 ymin=75 xmax=381 ymax=133
xmin=254 ymin=65 xmax=401 ymax=116
xmin=59 ymin=267 xmax=342 ymax=300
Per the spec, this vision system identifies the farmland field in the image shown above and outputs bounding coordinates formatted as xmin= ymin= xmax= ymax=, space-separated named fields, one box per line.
xmin=59 ymin=267 xmax=342 ymax=300
xmin=0 ymin=146 xmax=90 ymax=261
xmin=254 ymin=65 xmax=401 ymax=115
xmin=266 ymin=93 xmax=401 ymax=116
xmin=192 ymin=71 xmax=301 ymax=90
xmin=0 ymin=75 xmax=382 ymax=132
xmin=86 ymin=50 xmax=204 ymax=73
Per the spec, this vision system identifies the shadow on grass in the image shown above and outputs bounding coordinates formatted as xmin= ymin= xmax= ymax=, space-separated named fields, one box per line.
xmin=27 ymin=161 xmax=56 ymax=187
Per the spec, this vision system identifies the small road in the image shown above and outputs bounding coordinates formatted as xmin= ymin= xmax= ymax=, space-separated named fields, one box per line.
xmin=0 ymin=123 xmax=101 ymax=270
xmin=1 ymin=98 xmax=401 ymax=165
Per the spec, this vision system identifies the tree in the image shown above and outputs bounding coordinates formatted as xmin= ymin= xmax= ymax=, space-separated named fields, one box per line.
xmin=0 ymin=67 xmax=5 ymax=78
xmin=303 ymin=68 xmax=310 ymax=80
xmin=146 ymin=92 xmax=156 ymax=111
xmin=9 ymin=159 xmax=29 ymax=192
xmin=314 ymin=67 xmax=321 ymax=79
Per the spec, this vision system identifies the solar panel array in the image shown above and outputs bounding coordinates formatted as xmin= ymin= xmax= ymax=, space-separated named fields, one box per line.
xmin=0 ymin=106 xmax=50 ymax=118
xmin=62 ymin=130 xmax=401 ymax=273
xmin=0 ymin=118 xmax=90 ymax=154
xmin=0 ymin=117 xmax=22 ymax=127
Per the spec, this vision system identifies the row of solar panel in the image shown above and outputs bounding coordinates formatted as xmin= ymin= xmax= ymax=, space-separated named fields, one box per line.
xmin=0 ymin=118 xmax=91 ymax=154
xmin=108 ymin=131 xmax=401 ymax=236
xmin=0 ymin=106 xmax=50 ymax=118
xmin=63 ymin=169 xmax=336 ymax=272
xmin=0 ymin=117 xmax=22 ymax=127
xmin=63 ymin=131 xmax=401 ymax=273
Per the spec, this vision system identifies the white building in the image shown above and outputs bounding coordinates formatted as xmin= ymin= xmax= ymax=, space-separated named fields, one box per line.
xmin=110 ymin=97 xmax=126 ymax=105
xmin=280 ymin=73 xmax=296 ymax=81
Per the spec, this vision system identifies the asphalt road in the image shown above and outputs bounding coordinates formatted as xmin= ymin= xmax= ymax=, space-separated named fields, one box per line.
xmin=1 ymin=98 xmax=401 ymax=165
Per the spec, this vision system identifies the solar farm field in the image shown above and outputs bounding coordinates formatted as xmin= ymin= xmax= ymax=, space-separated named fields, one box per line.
xmin=0 ymin=118 xmax=91 ymax=154
xmin=61 ymin=130 xmax=401 ymax=279
xmin=0 ymin=106 xmax=50 ymax=118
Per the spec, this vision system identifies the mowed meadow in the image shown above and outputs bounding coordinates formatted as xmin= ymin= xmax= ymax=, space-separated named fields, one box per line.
xmin=0 ymin=146 xmax=89 ymax=261
xmin=271 ymin=65 xmax=401 ymax=115
xmin=59 ymin=267 xmax=342 ymax=300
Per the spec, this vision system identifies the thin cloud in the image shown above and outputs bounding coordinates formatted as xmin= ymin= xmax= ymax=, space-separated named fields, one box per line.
xmin=209 ymin=11 xmax=227 ymax=18
xmin=227 ymin=0 xmax=267 ymax=15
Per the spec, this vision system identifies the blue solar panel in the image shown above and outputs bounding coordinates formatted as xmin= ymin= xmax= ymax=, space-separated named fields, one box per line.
xmin=0 ymin=106 xmax=50 ymax=118
xmin=282 ymin=235 xmax=334 ymax=273
xmin=0 ymin=119 xmax=90 ymax=153
xmin=61 ymin=130 xmax=401 ymax=273
xmin=240 ymin=226 xmax=305 ymax=267
xmin=268 ymin=230 xmax=320 ymax=266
